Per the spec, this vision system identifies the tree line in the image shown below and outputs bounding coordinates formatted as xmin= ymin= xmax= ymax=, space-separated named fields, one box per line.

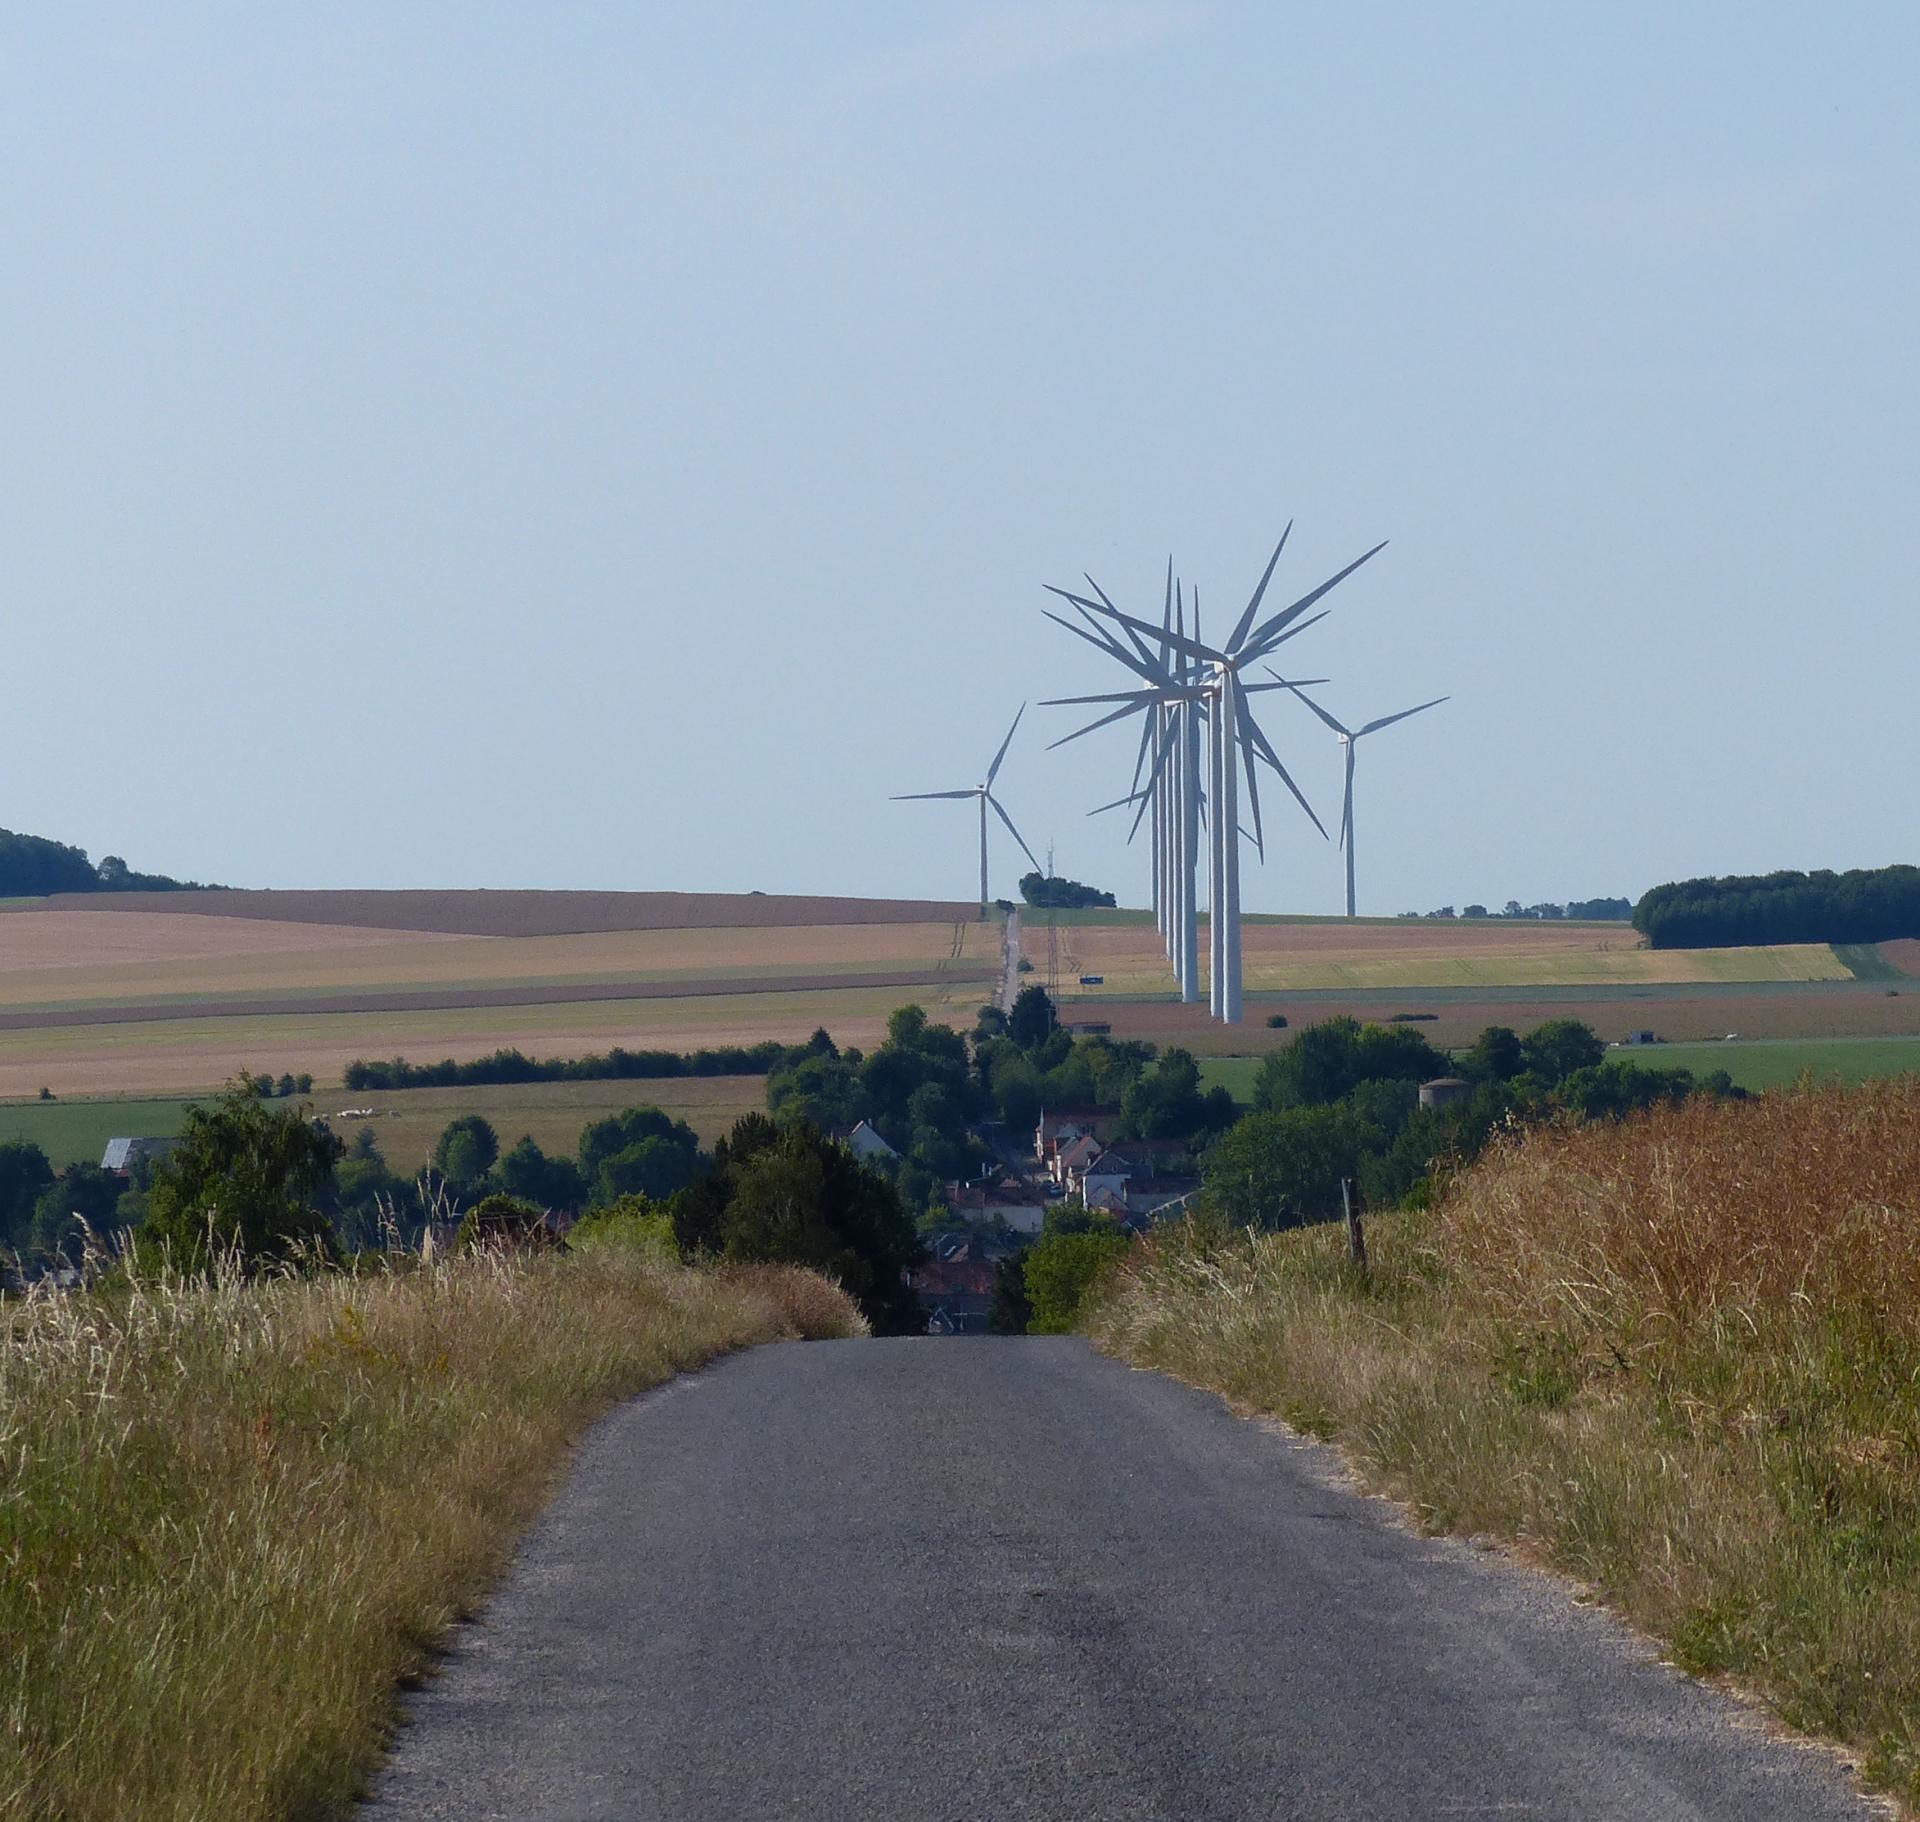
xmin=1018 ymin=871 xmax=1116 ymax=909
xmin=343 ymin=1035 xmax=831 ymax=1091
xmin=0 ymin=828 xmax=214 ymax=896
xmin=1633 ymin=864 xmax=1920 ymax=949
xmin=1408 ymin=897 xmax=1632 ymax=921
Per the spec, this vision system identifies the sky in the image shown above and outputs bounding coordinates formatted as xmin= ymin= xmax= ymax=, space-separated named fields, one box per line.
xmin=2 ymin=3 xmax=1915 ymax=915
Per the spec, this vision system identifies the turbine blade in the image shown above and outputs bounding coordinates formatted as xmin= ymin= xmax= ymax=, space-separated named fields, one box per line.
xmin=1081 ymin=573 xmax=1159 ymax=670
xmin=1041 ymin=609 xmax=1167 ymax=686
xmin=1240 ymin=709 xmax=1330 ymax=841
xmin=1272 ymin=675 xmax=1349 ymax=738
xmin=1128 ymin=716 xmax=1181 ymax=843
xmin=1242 ymin=675 xmax=1329 ymax=694
xmin=1046 ymin=698 xmax=1151 ymax=749
xmin=1353 ymin=695 xmax=1450 ymax=740
xmin=1259 ymin=607 xmax=1332 ymax=650
xmin=985 ymin=703 xmax=1024 ymax=787
xmin=1072 ymin=594 xmax=1220 ymax=666
xmin=891 ymin=789 xmax=979 ymax=801
xmin=1227 ymin=522 xmax=1292 ymax=654
xmin=1243 ymin=540 xmax=1388 ymax=657
xmin=1231 ymin=683 xmax=1267 ymax=860
xmin=1088 ymin=791 xmax=1148 ymax=816
xmin=1339 ymin=774 xmax=1355 ymax=852
xmin=987 ymin=794 xmax=1041 ymax=872
xmin=1128 ymin=701 xmax=1157 ymax=795
xmin=1038 ymin=688 xmax=1161 ymax=707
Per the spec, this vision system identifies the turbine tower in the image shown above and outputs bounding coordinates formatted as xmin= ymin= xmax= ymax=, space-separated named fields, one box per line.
xmin=891 ymin=704 xmax=1040 ymax=908
xmin=1043 ymin=525 xmax=1381 ymax=1021
xmin=1283 ymin=682 xmax=1448 ymax=918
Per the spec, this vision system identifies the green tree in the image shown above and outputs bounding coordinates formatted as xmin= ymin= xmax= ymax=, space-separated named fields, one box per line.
xmin=1520 ymin=1018 xmax=1605 ymax=1084
xmin=0 ymin=1139 xmax=55 ymax=1253
xmin=432 ymin=1114 xmax=500 ymax=1187
xmin=1024 ymin=1228 xmax=1129 ymax=1333
xmin=1253 ymin=1017 xmax=1447 ymax=1111
xmin=1118 ymin=1046 xmax=1233 ymax=1141
xmin=670 ymin=1116 xmax=922 ymax=1332
xmin=1460 ymin=1025 xmax=1525 ymax=1083
xmin=988 ymin=1247 xmax=1034 ymax=1334
xmin=1202 ymin=1104 xmax=1370 ymax=1229
xmin=136 ymin=1085 xmax=343 ymax=1272
xmin=28 ymin=1163 xmax=127 ymax=1261
xmin=578 ymin=1108 xmax=700 ymax=1206
xmin=1007 ymin=984 xmax=1059 ymax=1051
xmin=497 ymin=1136 xmax=587 ymax=1210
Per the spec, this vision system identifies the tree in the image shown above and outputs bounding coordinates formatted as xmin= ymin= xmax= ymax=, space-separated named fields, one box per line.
xmin=0 ymin=1139 xmax=55 ymax=1253
xmin=680 ymin=1119 xmax=922 ymax=1333
xmin=137 ymin=1085 xmax=343 ymax=1272
xmin=432 ymin=1114 xmax=500 ymax=1187
xmin=1119 ymin=1047 xmax=1231 ymax=1141
xmin=1253 ymin=1017 xmax=1447 ymax=1111
xmin=28 ymin=1164 xmax=126 ymax=1261
xmin=1520 ymin=1019 xmax=1605 ymax=1085
xmin=1007 ymin=984 xmax=1058 ymax=1051
xmin=1024 ymin=1228 xmax=1129 ymax=1333
xmin=1202 ymin=1105 xmax=1371 ymax=1229
xmin=1460 ymin=1025 xmax=1525 ymax=1083
xmin=497 ymin=1136 xmax=586 ymax=1211
xmin=988 ymin=1247 xmax=1034 ymax=1334
xmin=578 ymin=1108 xmax=700 ymax=1206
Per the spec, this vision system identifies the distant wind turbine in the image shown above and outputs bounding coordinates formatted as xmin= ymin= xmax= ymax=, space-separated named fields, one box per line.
xmin=1280 ymin=679 xmax=1448 ymax=918
xmin=892 ymin=704 xmax=1040 ymax=907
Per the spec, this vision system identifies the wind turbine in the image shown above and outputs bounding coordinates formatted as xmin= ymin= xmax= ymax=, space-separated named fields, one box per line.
xmin=1043 ymin=525 xmax=1380 ymax=1021
xmin=892 ymin=704 xmax=1041 ymax=908
xmin=1281 ymin=681 xmax=1448 ymax=919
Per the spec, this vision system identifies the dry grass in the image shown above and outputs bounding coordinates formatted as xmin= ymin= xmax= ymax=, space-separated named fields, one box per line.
xmin=0 ymin=1250 xmax=864 ymax=1822
xmin=1089 ymin=1079 xmax=1920 ymax=1810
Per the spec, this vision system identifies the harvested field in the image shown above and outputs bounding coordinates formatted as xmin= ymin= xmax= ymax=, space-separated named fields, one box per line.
xmin=1030 ymin=916 xmax=1849 ymax=993
xmin=16 ymin=888 xmax=982 ymax=937
xmin=1878 ymin=939 xmax=1920 ymax=977
xmin=1079 ymin=981 xmax=1920 ymax=1054
xmin=0 ymin=916 xmax=993 ymax=1013
xmin=0 ymin=984 xmax=982 ymax=1100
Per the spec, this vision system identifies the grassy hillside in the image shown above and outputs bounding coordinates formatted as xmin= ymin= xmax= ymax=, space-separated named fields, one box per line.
xmin=1090 ymin=1080 xmax=1920 ymax=1810
xmin=1 ymin=1252 xmax=862 ymax=1822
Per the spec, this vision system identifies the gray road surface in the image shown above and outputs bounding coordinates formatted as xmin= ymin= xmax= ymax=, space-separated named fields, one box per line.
xmin=371 ymin=1338 xmax=1877 ymax=1821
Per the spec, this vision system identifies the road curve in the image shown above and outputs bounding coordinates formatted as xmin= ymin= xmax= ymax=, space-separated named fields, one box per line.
xmin=370 ymin=1339 xmax=1874 ymax=1821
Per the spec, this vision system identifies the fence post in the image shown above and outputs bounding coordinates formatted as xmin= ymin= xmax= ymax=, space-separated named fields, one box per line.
xmin=1341 ymin=1177 xmax=1368 ymax=1277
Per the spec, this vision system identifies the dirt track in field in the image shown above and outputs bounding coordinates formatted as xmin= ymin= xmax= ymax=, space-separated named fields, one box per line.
xmin=21 ymin=888 xmax=984 ymax=936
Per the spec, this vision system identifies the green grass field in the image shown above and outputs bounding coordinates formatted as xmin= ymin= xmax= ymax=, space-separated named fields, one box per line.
xmin=0 ymin=1096 xmax=197 ymax=1168
xmin=1618 ymin=1036 xmax=1920 ymax=1091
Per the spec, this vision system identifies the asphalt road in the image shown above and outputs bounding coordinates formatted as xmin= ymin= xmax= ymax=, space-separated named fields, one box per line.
xmin=371 ymin=1339 xmax=1877 ymax=1821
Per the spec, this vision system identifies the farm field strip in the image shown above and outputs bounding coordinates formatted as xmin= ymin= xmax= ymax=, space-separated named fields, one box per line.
xmin=0 ymin=1076 xmax=774 ymax=1170
xmin=1030 ymin=918 xmax=1850 ymax=992
xmin=0 ymin=915 xmax=996 ymax=1009
xmin=1608 ymin=1037 xmax=1920 ymax=1091
xmin=0 ymin=983 xmax=982 ymax=1100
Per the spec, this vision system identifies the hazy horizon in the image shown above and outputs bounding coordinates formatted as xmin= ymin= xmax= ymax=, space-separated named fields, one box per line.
xmin=5 ymin=5 xmax=1914 ymax=916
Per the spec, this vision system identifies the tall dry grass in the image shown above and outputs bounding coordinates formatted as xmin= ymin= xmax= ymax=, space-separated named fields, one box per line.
xmin=0 ymin=1250 xmax=863 ymax=1822
xmin=1090 ymin=1078 xmax=1920 ymax=1809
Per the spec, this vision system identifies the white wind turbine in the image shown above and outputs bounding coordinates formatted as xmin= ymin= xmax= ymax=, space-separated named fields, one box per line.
xmin=892 ymin=704 xmax=1041 ymax=908
xmin=1045 ymin=525 xmax=1379 ymax=1021
xmin=1282 ymin=680 xmax=1448 ymax=918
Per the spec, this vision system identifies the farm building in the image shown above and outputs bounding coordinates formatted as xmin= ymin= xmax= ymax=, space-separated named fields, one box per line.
xmin=100 ymin=1137 xmax=178 ymax=1176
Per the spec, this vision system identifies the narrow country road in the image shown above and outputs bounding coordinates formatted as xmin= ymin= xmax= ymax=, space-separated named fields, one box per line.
xmin=999 ymin=906 xmax=1021 ymax=1013
xmin=371 ymin=1341 xmax=1874 ymax=1821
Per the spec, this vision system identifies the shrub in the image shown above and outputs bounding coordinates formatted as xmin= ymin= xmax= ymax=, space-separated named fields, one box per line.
xmin=1024 ymin=1227 xmax=1130 ymax=1333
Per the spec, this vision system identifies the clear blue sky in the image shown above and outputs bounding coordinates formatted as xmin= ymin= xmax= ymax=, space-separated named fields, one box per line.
xmin=4 ymin=4 xmax=1914 ymax=914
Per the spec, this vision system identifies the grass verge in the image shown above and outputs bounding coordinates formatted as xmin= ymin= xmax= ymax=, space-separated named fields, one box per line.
xmin=1 ymin=1251 xmax=864 ymax=1821
xmin=1088 ymin=1079 xmax=1920 ymax=1810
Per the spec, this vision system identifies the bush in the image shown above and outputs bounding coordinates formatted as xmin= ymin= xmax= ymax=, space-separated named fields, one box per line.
xmin=568 ymin=1194 xmax=678 ymax=1263
xmin=1024 ymin=1227 xmax=1130 ymax=1333
xmin=453 ymin=1193 xmax=562 ymax=1253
